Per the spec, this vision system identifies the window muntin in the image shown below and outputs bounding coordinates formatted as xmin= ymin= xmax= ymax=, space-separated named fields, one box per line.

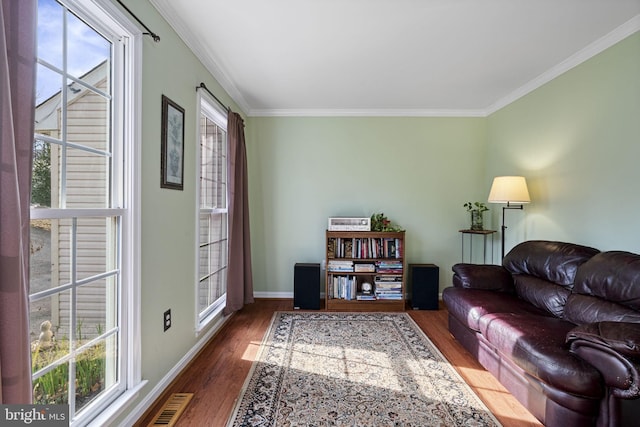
xmin=197 ymin=97 xmax=229 ymax=324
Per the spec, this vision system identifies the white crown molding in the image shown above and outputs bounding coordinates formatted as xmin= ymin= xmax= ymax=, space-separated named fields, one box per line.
xmin=248 ymin=108 xmax=488 ymax=118
xmin=247 ymin=14 xmax=639 ymax=118
xmin=149 ymin=3 xmax=638 ymax=118
xmin=149 ymin=0 xmax=251 ymax=115
xmin=486 ymin=14 xmax=640 ymax=116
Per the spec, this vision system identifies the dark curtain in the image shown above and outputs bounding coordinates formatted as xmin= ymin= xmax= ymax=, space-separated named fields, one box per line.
xmin=223 ymin=111 xmax=254 ymax=315
xmin=0 ymin=0 xmax=36 ymax=403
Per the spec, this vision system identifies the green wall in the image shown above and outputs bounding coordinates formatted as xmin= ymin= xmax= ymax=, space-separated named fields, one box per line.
xmin=247 ymin=31 xmax=640 ymax=298
xmin=247 ymin=117 xmax=489 ymax=295
xmin=486 ymin=32 xmax=640 ymax=253
xmin=113 ymin=1 xmax=244 ymax=424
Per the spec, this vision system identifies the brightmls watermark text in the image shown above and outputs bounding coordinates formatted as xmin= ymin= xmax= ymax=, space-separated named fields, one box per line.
xmin=1 ymin=405 xmax=68 ymax=426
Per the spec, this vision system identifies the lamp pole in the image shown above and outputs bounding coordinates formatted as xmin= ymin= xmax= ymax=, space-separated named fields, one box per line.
xmin=500 ymin=202 xmax=523 ymax=259
xmin=488 ymin=176 xmax=531 ymax=260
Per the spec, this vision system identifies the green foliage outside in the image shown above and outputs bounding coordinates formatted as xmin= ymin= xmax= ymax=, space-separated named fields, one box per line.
xmin=32 ymin=140 xmax=51 ymax=207
xmin=31 ymin=322 xmax=107 ymax=409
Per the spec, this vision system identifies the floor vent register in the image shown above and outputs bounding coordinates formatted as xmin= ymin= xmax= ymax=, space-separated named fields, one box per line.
xmin=148 ymin=392 xmax=194 ymax=426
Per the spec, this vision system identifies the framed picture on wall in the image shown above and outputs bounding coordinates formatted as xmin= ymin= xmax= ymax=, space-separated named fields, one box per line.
xmin=161 ymin=94 xmax=185 ymax=190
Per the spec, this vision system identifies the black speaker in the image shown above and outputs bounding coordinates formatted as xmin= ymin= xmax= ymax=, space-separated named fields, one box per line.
xmin=409 ymin=264 xmax=439 ymax=310
xmin=294 ymin=263 xmax=320 ymax=310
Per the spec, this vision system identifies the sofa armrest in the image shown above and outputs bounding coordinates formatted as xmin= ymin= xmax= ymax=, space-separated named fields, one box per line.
xmin=568 ymin=322 xmax=640 ymax=398
xmin=568 ymin=322 xmax=640 ymax=357
xmin=451 ymin=263 xmax=514 ymax=292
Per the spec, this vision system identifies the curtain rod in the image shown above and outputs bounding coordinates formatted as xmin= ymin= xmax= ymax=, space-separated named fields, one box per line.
xmin=197 ymin=82 xmax=230 ymax=112
xmin=115 ymin=0 xmax=160 ymax=42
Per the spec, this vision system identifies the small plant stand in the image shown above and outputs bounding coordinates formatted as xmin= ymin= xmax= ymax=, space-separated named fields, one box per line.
xmin=459 ymin=229 xmax=497 ymax=264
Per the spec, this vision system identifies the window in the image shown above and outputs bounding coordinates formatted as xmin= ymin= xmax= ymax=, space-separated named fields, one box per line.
xmin=30 ymin=0 xmax=140 ymax=424
xmin=196 ymin=93 xmax=229 ymax=326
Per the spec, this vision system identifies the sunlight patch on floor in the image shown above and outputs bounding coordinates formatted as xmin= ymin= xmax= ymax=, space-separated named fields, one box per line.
xmin=453 ymin=365 xmax=541 ymax=425
xmin=405 ymin=358 xmax=489 ymax=412
xmin=456 ymin=365 xmax=503 ymax=388
xmin=289 ymin=343 xmax=403 ymax=391
xmin=240 ymin=341 xmax=262 ymax=361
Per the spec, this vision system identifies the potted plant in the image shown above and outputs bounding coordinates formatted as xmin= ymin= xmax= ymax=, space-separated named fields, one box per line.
xmin=370 ymin=213 xmax=404 ymax=232
xmin=464 ymin=202 xmax=489 ymax=231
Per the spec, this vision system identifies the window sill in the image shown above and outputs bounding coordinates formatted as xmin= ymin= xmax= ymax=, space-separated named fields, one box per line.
xmin=86 ymin=380 xmax=148 ymax=427
xmin=195 ymin=303 xmax=227 ymax=337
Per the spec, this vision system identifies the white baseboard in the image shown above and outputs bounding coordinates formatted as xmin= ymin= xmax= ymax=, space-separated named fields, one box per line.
xmin=117 ymin=314 xmax=230 ymax=427
xmin=253 ymin=291 xmax=293 ymax=299
xmin=253 ymin=291 xmax=329 ymax=299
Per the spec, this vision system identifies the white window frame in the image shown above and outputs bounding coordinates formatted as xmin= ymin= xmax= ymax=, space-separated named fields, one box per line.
xmin=31 ymin=1 xmax=144 ymax=425
xmin=195 ymin=89 xmax=229 ymax=331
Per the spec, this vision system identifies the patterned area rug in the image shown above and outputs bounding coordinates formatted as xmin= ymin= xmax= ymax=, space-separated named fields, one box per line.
xmin=227 ymin=312 xmax=501 ymax=426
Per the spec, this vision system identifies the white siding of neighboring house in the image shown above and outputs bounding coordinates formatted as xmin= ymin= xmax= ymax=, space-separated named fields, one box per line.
xmin=34 ymin=62 xmax=112 ymax=340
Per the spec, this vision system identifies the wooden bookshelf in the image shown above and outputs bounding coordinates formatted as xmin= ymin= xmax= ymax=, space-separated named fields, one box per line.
xmin=325 ymin=230 xmax=405 ymax=311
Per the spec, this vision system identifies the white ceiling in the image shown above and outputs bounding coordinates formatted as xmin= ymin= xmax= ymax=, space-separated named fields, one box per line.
xmin=150 ymin=0 xmax=640 ymax=117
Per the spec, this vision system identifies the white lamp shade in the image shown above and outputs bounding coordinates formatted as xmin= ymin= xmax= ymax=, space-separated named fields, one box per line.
xmin=488 ymin=176 xmax=531 ymax=203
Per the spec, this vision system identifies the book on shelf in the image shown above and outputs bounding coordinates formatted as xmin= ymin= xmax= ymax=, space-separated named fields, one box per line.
xmin=344 ymin=239 xmax=353 ymax=258
xmin=375 ymin=290 xmax=402 ymax=297
xmin=332 ymin=275 xmax=357 ymax=300
xmin=375 ymin=284 xmax=402 ymax=292
xmin=373 ymin=276 xmax=402 ymax=287
xmin=374 ymin=274 xmax=402 ymax=282
xmin=375 ymin=261 xmax=403 ymax=273
xmin=328 ymin=236 xmax=403 ymax=260
xmin=327 ymin=239 xmax=336 ymax=258
xmin=380 ymin=238 xmax=403 ymax=258
xmin=354 ymin=263 xmax=376 ymax=272
xmin=328 ymin=260 xmax=354 ymax=272
xmin=375 ymin=282 xmax=402 ymax=290
xmin=356 ymin=293 xmax=376 ymax=301
xmin=375 ymin=287 xmax=402 ymax=293
xmin=374 ymin=273 xmax=403 ymax=299
xmin=375 ymin=292 xmax=403 ymax=300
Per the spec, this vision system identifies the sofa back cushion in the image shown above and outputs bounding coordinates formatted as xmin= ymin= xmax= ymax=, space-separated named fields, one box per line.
xmin=564 ymin=251 xmax=640 ymax=325
xmin=573 ymin=251 xmax=640 ymax=310
xmin=564 ymin=294 xmax=640 ymax=324
xmin=503 ymin=240 xmax=600 ymax=288
xmin=513 ymin=275 xmax=570 ymax=318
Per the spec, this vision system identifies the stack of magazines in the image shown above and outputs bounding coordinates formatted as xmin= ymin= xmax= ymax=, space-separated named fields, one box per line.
xmin=374 ymin=275 xmax=403 ymax=300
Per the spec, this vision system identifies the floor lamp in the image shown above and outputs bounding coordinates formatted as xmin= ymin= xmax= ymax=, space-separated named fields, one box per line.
xmin=488 ymin=176 xmax=531 ymax=260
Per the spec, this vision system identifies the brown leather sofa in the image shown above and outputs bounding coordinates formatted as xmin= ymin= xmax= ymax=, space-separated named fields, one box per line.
xmin=442 ymin=240 xmax=640 ymax=427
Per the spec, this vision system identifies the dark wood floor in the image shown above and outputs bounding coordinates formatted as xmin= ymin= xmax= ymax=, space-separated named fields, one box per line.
xmin=135 ymin=299 xmax=541 ymax=426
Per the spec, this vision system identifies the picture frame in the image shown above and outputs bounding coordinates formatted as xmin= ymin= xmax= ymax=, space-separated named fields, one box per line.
xmin=160 ymin=95 xmax=185 ymax=190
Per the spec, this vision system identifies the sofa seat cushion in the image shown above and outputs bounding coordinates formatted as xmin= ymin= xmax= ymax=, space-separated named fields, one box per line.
xmin=478 ymin=312 xmax=603 ymax=398
xmin=443 ymin=287 xmax=548 ymax=332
